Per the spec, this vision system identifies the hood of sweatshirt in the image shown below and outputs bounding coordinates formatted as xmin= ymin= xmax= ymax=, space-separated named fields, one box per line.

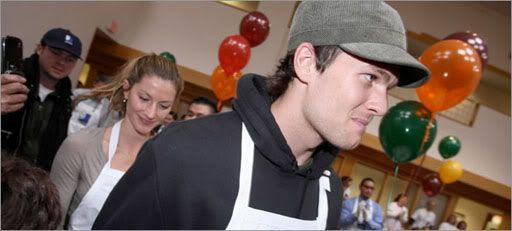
xmin=232 ymin=74 xmax=338 ymax=179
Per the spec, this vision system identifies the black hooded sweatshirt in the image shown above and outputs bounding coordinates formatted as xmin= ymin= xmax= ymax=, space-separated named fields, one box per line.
xmin=92 ymin=74 xmax=342 ymax=229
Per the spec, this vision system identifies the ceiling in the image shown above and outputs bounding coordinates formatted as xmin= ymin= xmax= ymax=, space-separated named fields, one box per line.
xmin=479 ymin=1 xmax=511 ymax=17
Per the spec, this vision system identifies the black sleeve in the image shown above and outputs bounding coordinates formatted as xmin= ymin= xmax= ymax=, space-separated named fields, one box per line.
xmin=92 ymin=139 xmax=163 ymax=229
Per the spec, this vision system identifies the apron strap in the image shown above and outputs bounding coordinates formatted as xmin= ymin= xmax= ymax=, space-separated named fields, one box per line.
xmin=108 ymin=120 xmax=122 ymax=164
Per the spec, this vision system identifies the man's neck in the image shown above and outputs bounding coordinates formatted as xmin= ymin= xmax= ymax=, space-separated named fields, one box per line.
xmin=359 ymin=195 xmax=370 ymax=201
xmin=39 ymin=69 xmax=59 ymax=90
xmin=270 ymin=82 xmax=323 ymax=166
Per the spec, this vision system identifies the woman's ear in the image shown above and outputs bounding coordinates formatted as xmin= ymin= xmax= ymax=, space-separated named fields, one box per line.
xmin=122 ymin=79 xmax=130 ymax=99
xmin=293 ymin=42 xmax=317 ymax=84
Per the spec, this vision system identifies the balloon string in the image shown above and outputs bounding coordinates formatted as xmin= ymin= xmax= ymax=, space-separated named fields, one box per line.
xmin=386 ymin=164 xmax=400 ymax=212
xmin=417 ymin=113 xmax=435 ymax=156
xmin=217 ymin=101 xmax=223 ymax=112
xmin=406 ymin=113 xmax=436 ymax=194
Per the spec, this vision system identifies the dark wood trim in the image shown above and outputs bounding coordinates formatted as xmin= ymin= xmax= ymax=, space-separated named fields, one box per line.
xmin=335 ymin=143 xmax=510 ymax=213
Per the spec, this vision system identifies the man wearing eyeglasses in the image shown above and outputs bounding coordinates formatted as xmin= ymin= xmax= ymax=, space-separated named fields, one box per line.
xmin=1 ymin=28 xmax=82 ymax=171
xmin=339 ymin=178 xmax=383 ymax=230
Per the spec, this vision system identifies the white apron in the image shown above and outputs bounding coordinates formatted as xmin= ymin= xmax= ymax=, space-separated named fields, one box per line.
xmin=226 ymin=123 xmax=331 ymax=230
xmin=69 ymin=120 xmax=125 ymax=230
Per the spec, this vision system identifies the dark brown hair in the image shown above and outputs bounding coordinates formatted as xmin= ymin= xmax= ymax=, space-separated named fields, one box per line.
xmin=456 ymin=220 xmax=467 ymax=230
xmin=191 ymin=96 xmax=218 ymax=113
xmin=393 ymin=193 xmax=407 ymax=202
xmin=1 ymin=158 xmax=62 ymax=229
xmin=266 ymin=45 xmax=343 ymax=101
xmin=359 ymin=177 xmax=375 ymax=187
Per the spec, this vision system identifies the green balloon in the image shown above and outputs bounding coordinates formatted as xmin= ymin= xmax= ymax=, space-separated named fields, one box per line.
xmin=438 ymin=136 xmax=461 ymax=159
xmin=159 ymin=51 xmax=176 ymax=64
xmin=379 ymin=101 xmax=437 ymax=164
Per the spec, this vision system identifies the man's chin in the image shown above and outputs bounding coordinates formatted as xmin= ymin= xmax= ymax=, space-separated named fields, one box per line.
xmin=48 ymin=71 xmax=68 ymax=80
xmin=51 ymin=75 xmax=67 ymax=80
xmin=334 ymin=139 xmax=361 ymax=151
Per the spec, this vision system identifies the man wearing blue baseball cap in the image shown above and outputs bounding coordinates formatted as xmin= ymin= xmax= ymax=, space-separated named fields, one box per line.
xmin=1 ymin=28 xmax=82 ymax=171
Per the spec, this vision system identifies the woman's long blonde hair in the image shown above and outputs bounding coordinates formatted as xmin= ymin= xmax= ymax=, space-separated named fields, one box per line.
xmin=75 ymin=54 xmax=184 ymax=116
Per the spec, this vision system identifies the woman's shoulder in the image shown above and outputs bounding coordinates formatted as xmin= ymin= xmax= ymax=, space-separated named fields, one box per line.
xmin=62 ymin=127 xmax=105 ymax=149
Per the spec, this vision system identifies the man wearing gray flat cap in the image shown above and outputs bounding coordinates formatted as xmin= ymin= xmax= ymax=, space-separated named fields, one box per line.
xmin=93 ymin=1 xmax=429 ymax=229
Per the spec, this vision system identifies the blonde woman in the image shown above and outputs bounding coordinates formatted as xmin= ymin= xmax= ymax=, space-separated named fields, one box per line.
xmin=50 ymin=54 xmax=183 ymax=230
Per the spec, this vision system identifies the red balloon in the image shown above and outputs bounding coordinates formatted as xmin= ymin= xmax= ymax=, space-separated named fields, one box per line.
xmin=444 ymin=31 xmax=489 ymax=68
xmin=218 ymin=35 xmax=251 ymax=76
xmin=422 ymin=173 xmax=443 ymax=197
xmin=211 ymin=65 xmax=241 ymax=103
xmin=240 ymin=11 xmax=270 ymax=47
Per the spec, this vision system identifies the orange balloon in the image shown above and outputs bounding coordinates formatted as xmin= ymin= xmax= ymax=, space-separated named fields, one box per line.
xmin=211 ymin=65 xmax=241 ymax=102
xmin=416 ymin=40 xmax=482 ymax=112
xmin=439 ymin=160 xmax=463 ymax=184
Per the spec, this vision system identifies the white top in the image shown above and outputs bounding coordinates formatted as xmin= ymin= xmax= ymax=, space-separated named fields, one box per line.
xmin=68 ymin=88 xmax=120 ymax=135
xmin=343 ymin=187 xmax=351 ymax=199
xmin=411 ymin=207 xmax=436 ymax=229
xmin=68 ymin=120 xmax=125 ymax=230
xmin=39 ymin=83 xmax=52 ymax=101
xmin=383 ymin=202 xmax=408 ymax=231
xmin=439 ymin=222 xmax=459 ymax=231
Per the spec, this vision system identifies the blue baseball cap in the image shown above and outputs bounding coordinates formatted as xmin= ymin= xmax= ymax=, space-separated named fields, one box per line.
xmin=41 ymin=28 xmax=82 ymax=59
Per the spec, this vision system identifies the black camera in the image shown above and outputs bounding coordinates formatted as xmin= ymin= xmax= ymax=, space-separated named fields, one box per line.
xmin=1 ymin=36 xmax=24 ymax=76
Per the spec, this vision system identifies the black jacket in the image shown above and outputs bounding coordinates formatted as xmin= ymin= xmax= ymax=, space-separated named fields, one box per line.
xmin=1 ymin=54 xmax=72 ymax=170
xmin=93 ymin=74 xmax=342 ymax=229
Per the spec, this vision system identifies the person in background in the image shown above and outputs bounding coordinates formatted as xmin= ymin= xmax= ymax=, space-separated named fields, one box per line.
xmin=438 ymin=214 xmax=458 ymax=230
xmin=341 ymin=176 xmax=353 ymax=199
xmin=340 ymin=178 xmax=384 ymax=230
xmin=182 ymin=96 xmax=218 ymax=120
xmin=68 ymin=74 xmax=120 ymax=135
xmin=154 ymin=110 xmax=178 ymax=134
xmin=383 ymin=193 xmax=409 ymax=230
xmin=165 ymin=110 xmax=178 ymax=125
xmin=93 ymin=1 xmax=429 ymax=229
xmin=50 ymin=54 xmax=183 ymax=230
xmin=1 ymin=28 xmax=82 ymax=171
xmin=456 ymin=220 xmax=467 ymax=230
xmin=410 ymin=200 xmax=437 ymax=230
xmin=1 ymin=157 xmax=62 ymax=229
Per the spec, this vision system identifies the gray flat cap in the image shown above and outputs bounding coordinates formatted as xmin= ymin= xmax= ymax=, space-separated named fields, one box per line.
xmin=288 ymin=1 xmax=430 ymax=88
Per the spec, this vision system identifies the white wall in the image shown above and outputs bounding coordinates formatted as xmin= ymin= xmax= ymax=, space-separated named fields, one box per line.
xmin=1 ymin=1 xmax=510 ymax=186
xmin=455 ymin=197 xmax=504 ymax=230
xmin=366 ymin=96 xmax=511 ymax=187
xmin=388 ymin=1 xmax=511 ymax=71
xmin=1 ymin=1 xmax=149 ymax=84
xmin=114 ymin=1 xmax=294 ymax=78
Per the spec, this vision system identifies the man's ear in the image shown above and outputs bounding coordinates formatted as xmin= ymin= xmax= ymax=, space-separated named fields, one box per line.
xmin=36 ymin=44 xmax=44 ymax=56
xmin=293 ymin=42 xmax=317 ymax=84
